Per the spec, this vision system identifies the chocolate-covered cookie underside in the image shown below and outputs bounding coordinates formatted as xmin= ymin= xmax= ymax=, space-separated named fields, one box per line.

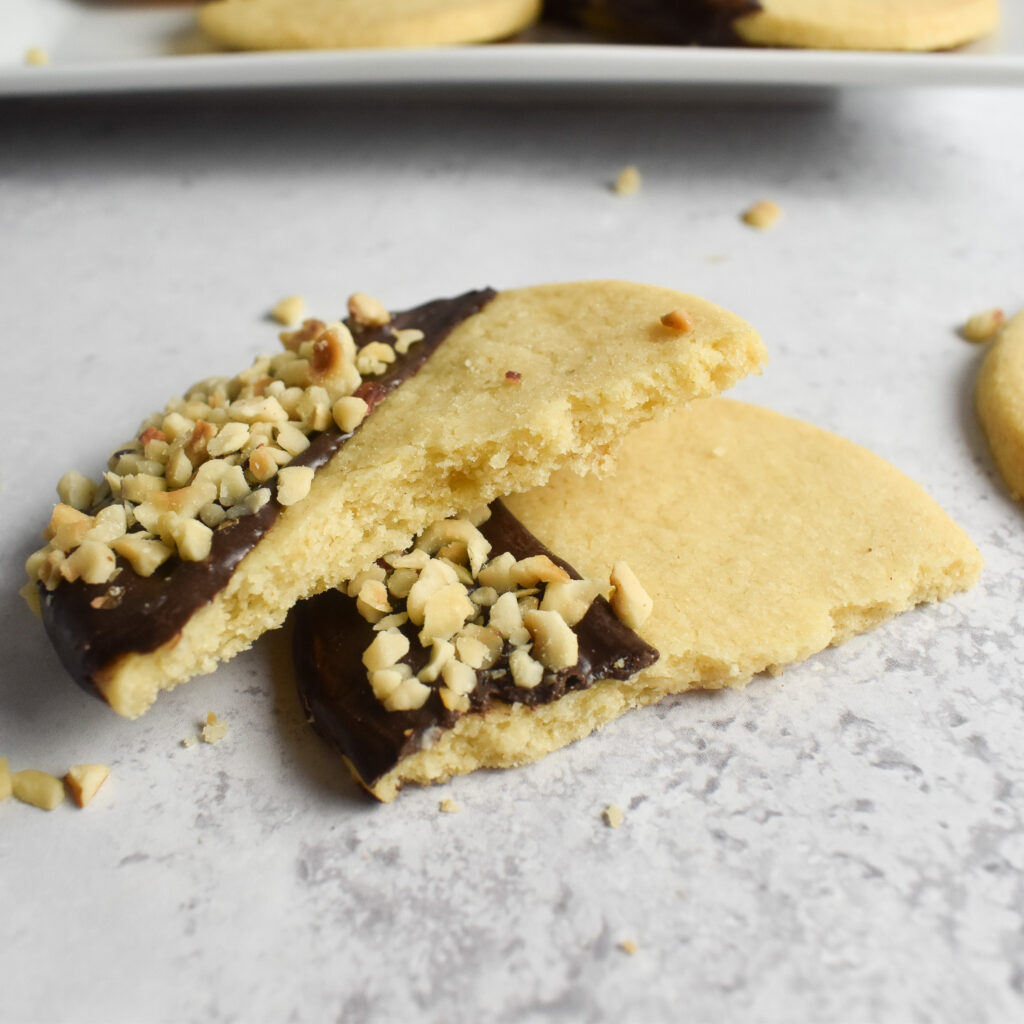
xmin=545 ymin=0 xmax=762 ymax=45
xmin=293 ymin=501 xmax=660 ymax=791
xmin=40 ymin=289 xmax=497 ymax=696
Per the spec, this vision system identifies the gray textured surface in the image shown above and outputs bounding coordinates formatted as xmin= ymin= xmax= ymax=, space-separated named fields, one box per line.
xmin=1 ymin=86 xmax=1023 ymax=1024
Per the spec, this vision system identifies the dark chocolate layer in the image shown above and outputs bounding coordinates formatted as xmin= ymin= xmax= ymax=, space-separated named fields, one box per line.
xmin=545 ymin=0 xmax=761 ymax=45
xmin=40 ymin=289 xmax=497 ymax=694
xmin=293 ymin=501 xmax=660 ymax=792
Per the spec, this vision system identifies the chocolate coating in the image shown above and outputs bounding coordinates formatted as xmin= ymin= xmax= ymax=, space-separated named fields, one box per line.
xmin=545 ymin=0 xmax=761 ymax=45
xmin=40 ymin=289 xmax=497 ymax=696
xmin=293 ymin=501 xmax=660 ymax=792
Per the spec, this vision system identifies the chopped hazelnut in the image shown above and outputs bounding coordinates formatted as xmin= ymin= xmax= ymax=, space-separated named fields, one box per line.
xmin=362 ymin=628 xmax=410 ymax=672
xmin=603 ymin=804 xmax=624 ymax=828
xmin=509 ymin=648 xmax=544 ymax=690
xmin=348 ymin=292 xmax=391 ymax=327
xmin=393 ymin=329 xmax=424 ymax=355
xmin=201 ymin=712 xmax=229 ymax=744
xmin=60 ymin=540 xmax=117 ymax=585
xmin=540 ymin=579 xmax=603 ymax=627
xmin=419 ymin=582 xmax=475 ymax=645
xmin=271 ymin=295 xmax=306 ymax=326
xmin=384 ymin=677 xmax=432 ymax=712
xmin=962 ymin=308 xmax=1006 ymax=343
xmin=441 ymin=657 xmax=477 ymax=697
xmin=332 ymin=395 xmax=370 ymax=434
xmin=613 ymin=164 xmax=642 ymax=196
xmin=65 ymin=764 xmax=110 ymax=808
xmin=660 ymin=309 xmax=695 ymax=333
xmin=169 ymin=517 xmax=214 ymax=562
xmin=488 ymin=591 xmax=531 ymax=646
xmin=742 ymin=199 xmax=783 ymax=230
xmin=276 ymin=465 xmax=315 ymax=507
xmin=57 ymin=471 xmax=97 ymax=512
xmin=345 ymin=564 xmax=387 ymax=598
xmin=356 ymin=579 xmax=392 ymax=623
xmin=610 ymin=561 xmax=653 ymax=629
xmin=439 ymin=797 xmax=462 ymax=813
xmin=511 ymin=554 xmax=571 ymax=587
xmin=523 ymin=609 xmax=579 ymax=670
xmin=418 ymin=638 xmax=455 ymax=684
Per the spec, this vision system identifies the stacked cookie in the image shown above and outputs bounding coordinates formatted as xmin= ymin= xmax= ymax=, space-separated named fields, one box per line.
xmin=25 ymin=282 xmax=983 ymax=799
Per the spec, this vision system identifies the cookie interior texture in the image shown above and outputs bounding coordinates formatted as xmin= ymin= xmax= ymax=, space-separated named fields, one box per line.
xmin=976 ymin=309 xmax=1024 ymax=499
xmin=733 ymin=0 xmax=999 ymax=51
xmin=198 ymin=0 xmax=542 ymax=49
xmin=54 ymin=282 xmax=763 ymax=718
xmin=361 ymin=398 xmax=981 ymax=801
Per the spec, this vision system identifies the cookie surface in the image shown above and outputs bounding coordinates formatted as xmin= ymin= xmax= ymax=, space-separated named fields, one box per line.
xmin=199 ymin=0 xmax=542 ymax=50
xmin=304 ymin=398 xmax=980 ymax=801
xmin=30 ymin=282 xmax=764 ymax=718
xmin=547 ymin=0 xmax=998 ymax=50
xmin=734 ymin=0 xmax=999 ymax=51
xmin=976 ymin=309 xmax=1024 ymax=499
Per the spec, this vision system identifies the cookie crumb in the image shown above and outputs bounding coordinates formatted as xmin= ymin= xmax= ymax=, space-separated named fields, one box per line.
xmin=618 ymin=938 xmax=638 ymax=955
xmin=660 ymin=309 xmax=694 ymax=333
xmin=962 ymin=308 xmax=1005 ymax=343
xmin=0 ymin=756 xmax=11 ymax=801
xmin=603 ymin=803 xmax=624 ymax=828
xmin=613 ymin=165 xmax=642 ymax=196
xmin=271 ymin=295 xmax=306 ymax=326
xmin=439 ymin=797 xmax=461 ymax=814
xmin=200 ymin=712 xmax=229 ymax=744
xmin=25 ymin=47 xmax=49 ymax=66
xmin=742 ymin=199 xmax=782 ymax=230
xmin=181 ymin=735 xmax=197 ymax=748
xmin=65 ymin=764 xmax=110 ymax=808
xmin=12 ymin=769 xmax=65 ymax=810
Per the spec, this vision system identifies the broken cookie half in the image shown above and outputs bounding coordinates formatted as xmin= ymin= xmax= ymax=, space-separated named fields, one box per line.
xmin=295 ymin=398 xmax=981 ymax=801
xmin=26 ymin=281 xmax=765 ymax=718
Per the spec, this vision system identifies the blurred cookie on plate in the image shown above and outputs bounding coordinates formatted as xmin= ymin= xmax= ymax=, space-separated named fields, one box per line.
xmin=546 ymin=0 xmax=999 ymax=50
xmin=198 ymin=0 xmax=542 ymax=50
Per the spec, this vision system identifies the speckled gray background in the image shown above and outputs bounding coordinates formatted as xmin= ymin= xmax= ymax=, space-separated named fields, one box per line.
xmin=2 ymin=80 xmax=1023 ymax=1024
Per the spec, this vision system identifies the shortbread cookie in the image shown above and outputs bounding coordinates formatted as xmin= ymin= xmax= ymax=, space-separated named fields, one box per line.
xmin=199 ymin=0 xmax=542 ymax=50
xmin=295 ymin=399 xmax=981 ymax=801
xmin=546 ymin=0 xmax=998 ymax=50
xmin=27 ymin=282 xmax=765 ymax=719
xmin=732 ymin=0 xmax=999 ymax=51
xmin=976 ymin=309 xmax=1024 ymax=498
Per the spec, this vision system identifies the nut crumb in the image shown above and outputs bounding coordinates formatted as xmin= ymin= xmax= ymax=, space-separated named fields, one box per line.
xmin=962 ymin=308 xmax=1006 ymax=343
xmin=619 ymin=938 xmax=638 ymax=955
xmin=504 ymin=370 xmax=523 ymax=385
xmin=182 ymin=735 xmax=197 ymax=748
xmin=660 ymin=309 xmax=694 ymax=333
xmin=25 ymin=47 xmax=49 ymax=66
xmin=65 ymin=764 xmax=110 ymax=808
xmin=271 ymin=295 xmax=306 ymax=326
xmin=201 ymin=712 xmax=229 ymax=744
xmin=439 ymin=797 xmax=462 ymax=814
xmin=603 ymin=803 xmax=624 ymax=828
xmin=742 ymin=199 xmax=782 ymax=230
xmin=613 ymin=165 xmax=642 ymax=196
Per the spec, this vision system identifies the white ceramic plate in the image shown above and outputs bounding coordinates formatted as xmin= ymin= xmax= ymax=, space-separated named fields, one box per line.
xmin=3 ymin=0 xmax=1024 ymax=97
